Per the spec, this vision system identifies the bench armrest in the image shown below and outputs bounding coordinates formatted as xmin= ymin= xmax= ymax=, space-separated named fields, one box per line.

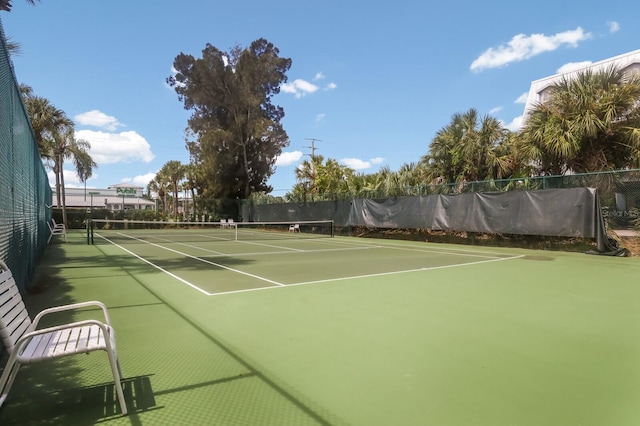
xmin=31 ymin=301 xmax=112 ymax=330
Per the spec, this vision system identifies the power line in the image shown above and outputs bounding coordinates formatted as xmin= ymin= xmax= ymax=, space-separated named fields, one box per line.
xmin=304 ymin=138 xmax=322 ymax=158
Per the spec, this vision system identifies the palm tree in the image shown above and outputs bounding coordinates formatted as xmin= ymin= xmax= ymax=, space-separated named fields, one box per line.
xmin=157 ymin=160 xmax=186 ymax=219
xmin=183 ymin=163 xmax=199 ymax=218
xmin=314 ymin=158 xmax=352 ymax=198
xmin=72 ymin=145 xmax=97 ymax=200
xmin=5 ymin=36 xmax=21 ymax=56
xmin=422 ymin=111 xmax=467 ymax=184
xmin=1 ymin=0 xmax=40 ymax=11
xmin=21 ymin=87 xmax=101 ymax=224
xmin=520 ymin=65 xmax=640 ymax=174
xmin=4 ymin=0 xmax=43 ymax=51
xmin=294 ymin=155 xmax=324 ymax=201
xmin=422 ymin=108 xmax=515 ymax=190
xmin=147 ymin=177 xmax=169 ymax=214
xmin=1 ymin=0 xmax=39 ymax=12
xmin=21 ymin=93 xmax=73 ymax=161
xmin=53 ymin=127 xmax=94 ymax=225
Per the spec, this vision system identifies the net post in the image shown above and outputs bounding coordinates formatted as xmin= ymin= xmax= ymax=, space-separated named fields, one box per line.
xmin=89 ymin=219 xmax=94 ymax=245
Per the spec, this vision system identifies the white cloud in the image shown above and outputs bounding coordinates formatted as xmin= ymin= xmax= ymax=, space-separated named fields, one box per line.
xmin=315 ymin=113 xmax=326 ymax=124
xmin=50 ymin=169 xmax=97 ymax=187
xmin=132 ymin=172 xmax=157 ymax=187
xmin=281 ymin=74 xmax=336 ymax=98
xmin=502 ymin=115 xmax=523 ymax=132
xmin=489 ymin=106 xmax=503 ymax=115
xmin=281 ymin=79 xmax=319 ymax=98
xmin=556 ymin=60 xmax=593 ymax=74
xmin=275 ymin=151 xmax=303 ymax=166
xmin=470 ymin=27 xmax=592 ymax=72
xmin=608 ymin=21 xmax=620 ymax=33
xmin=74 ymin=110 xmax=123 ymax=131
xmin=339 ymin=157 xmax=384 ymax=170
xmin=76 ymin=129 xmax=155 ymax=165
xmin=515 ymin=92 xmax=529 ymax=104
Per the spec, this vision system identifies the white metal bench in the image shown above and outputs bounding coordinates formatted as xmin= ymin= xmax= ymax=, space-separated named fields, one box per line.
xmin=0 ymin=260 xmax=127 ymax=415
xmin=47 ymin=219 xmax=67 ymax=243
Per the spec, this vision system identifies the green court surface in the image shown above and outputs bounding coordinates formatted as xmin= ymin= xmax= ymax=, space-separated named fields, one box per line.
xmin=1 ymin=230 xmax=639 ymax=425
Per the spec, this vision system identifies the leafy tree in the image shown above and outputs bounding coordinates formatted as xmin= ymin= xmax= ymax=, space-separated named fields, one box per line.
xmin=520 ymin=65 xmax=640 ymax=174
xmin=168 ymin=38 xmax=291 ymax=205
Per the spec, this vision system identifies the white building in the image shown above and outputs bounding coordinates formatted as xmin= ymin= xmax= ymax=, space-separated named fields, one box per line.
xmin=522 ymin=49 xmax=640 ymax=124
xmin=52 ymin=184 xmax=155 ymax=211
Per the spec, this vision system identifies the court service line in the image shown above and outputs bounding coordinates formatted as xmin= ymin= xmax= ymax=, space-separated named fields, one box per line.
xmin=373 ymin=245 xmax=509 ymax=259
xmin=305 ymin=237 xmax=518 ymax=258
xmin=96 ymin=234 xmax=211 ymax=295
xmin=102 ymin=232 xmax=286 ymax=289
xmin=202 ymin=245 xmax=377 ymax=258
xmin=209 ymin=254 xmax=524 ymax=297
xmin=147 ymin=236 xmax=229 ymax=256
xmin=237 ymin=239 xmax=305 ymax=252
xmin=292 ymin=254 xmax=524 ymax=285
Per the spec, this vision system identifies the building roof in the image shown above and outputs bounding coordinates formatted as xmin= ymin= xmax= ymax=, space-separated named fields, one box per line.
xmin=107 ymin=183 xmax=144 ymax=189
xmin=52 ymin=194 xmax=154 ymax=208
xmin=51 ymin=186 xmax=154 ymax=208
xmin=522 ymin=49 xmax=640 ymax=122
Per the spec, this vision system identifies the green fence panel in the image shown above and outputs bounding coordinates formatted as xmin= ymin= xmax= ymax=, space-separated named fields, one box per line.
xmin=0 ymin=17 xmax=52 ymax=293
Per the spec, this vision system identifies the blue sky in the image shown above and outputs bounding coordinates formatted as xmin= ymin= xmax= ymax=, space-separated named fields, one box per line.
xmin=2 ymin=0 xmax=639 ymax=196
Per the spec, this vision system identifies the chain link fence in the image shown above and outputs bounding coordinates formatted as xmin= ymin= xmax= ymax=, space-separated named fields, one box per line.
xmin=0 ymin=18 xmax=52 ymax=292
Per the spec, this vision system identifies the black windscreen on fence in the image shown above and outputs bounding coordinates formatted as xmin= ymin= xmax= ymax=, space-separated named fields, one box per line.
xmin=246 ymin=187 xmax=617 ymax=254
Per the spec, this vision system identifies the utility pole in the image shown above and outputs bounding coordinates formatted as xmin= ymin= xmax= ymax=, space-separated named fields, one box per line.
xmin=304 ymin=138 xmax=322 ymax=158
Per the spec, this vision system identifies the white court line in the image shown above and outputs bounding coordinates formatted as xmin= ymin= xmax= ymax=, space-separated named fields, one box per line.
xmin=96 ymin=234 xmax=212 ymax=295
xmin=97 ymin=231 xmax=523 ymax=297
xmin=119 ymin=234 xmax=377 ymax=258
xmin=237 ymin=239 xmax=305 ymax=252
xmin=99 ymin=232 xmax=286 ymax=292
xmin=208 ymin=254 xmax=524 ymax=296
xmin=304 ymin=236 xmax=516 ymax=257
xmin=146 ymin=236 xmax=228 ymax=256
xmin=371 ymin=245 xmax=507 ymax=259
xmin=204 ymin=245 xmax=377 ymax=258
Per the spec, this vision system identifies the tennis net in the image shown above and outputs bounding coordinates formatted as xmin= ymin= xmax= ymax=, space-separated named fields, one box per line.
xmin=89 ymin=219 xmax=334 ymax=244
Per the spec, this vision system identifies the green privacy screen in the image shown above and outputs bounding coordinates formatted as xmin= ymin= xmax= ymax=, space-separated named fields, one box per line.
xmin=244 ymin=188 xmax=615 ymax=253
xmin=0 ymin=17 xmax=52 ymax=293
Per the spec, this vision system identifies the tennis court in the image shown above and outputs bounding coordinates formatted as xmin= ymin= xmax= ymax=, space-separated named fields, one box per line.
xmin=2 ymin=226 xmax=639 ymax=425
xmin=91 ymin=219 xmax=521 ymax=296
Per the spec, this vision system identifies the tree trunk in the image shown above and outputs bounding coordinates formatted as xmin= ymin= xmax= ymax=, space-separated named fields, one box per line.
xmin=54 ymin=158 xmax=62 ymax=208
xmin=59 ymin=153 xmax=68 ymax=226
